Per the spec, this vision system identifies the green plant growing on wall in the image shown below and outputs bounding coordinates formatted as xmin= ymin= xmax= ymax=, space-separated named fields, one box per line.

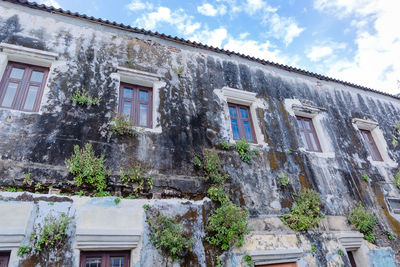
xmin=120 ymin=163 xmax=153 ymax=196
xmin=147 ymin=214 xmax=193 ymax=259
xmin=278 ymin=172 xmax=291 ymax=186
xmin=66 ymin=143 xmax=109 ymax=194
xmin=109 ymin=113 xmax=138 ymax=136
xmin=221 ymin=141 xmax=230 ymax=150
xmin=194 ymin=149 xmax=229 ymax=185
xmin=70 ymin=87 xmax=99 ymax=106
xmin=337 ymin=249 xmax=344 ymax=256
xmin=348 ymin=202 xmax=377 ymax=243
xmin=361 ymin=174 xmax=370 ymax=182
xmin=391 ymin=123 xmax=400 ymax=147
xmin=23 ymin=170 xmax=33 ymax=184
xmin=235 ymin=138 xmax=257 ymax=163
xmin=244 ymin=254 xmax=254 ymax=266
xmin=206 ymin=203 xmax=249 ymax=250
xmin=387 ymin=231 xmax=397 ymax=240
xmin=311 ymin=244 xmax=317 ymax=253
xmin=395 ymin=171 xmax=400 ymax=191
xmin=192 ymin=156 xmax=202 ymax=169
xmin=207 ymin=186 xmax=229 ymax=204
xmin=114 ymin=197 xmax=121 ymax=205
xmin=172 ymin=66 xmax=184 ymax=77
xmin=281 ymin=188 xmax=324 ymax=231
xmin=18 ymin=213 xmax=72 ymax=256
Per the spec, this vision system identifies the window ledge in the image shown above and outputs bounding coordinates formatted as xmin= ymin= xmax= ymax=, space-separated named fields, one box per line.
xmin=352 ymin=118 xmax=378 ymax=131
xmin=248 ymin=248 xmax=303 ymax=265
xmin=117 ymin=66 xmax=161 ymax=87
xmin=301 ymin=149 xmax=335 ymax=159
xmin=221 ymin=86 xmax=256 ymax=105
xmin=336 ymin=231 xmax=364 ymax=250
xmin=291 ymin=103 xmax=326 ymax=118
xmin=0 ymin=229 xmax=25 ymax=248
xmin=0 ymin=43 xmax=58 ymax=67
xmin=75 ymin=229 xmax=141 ymax=250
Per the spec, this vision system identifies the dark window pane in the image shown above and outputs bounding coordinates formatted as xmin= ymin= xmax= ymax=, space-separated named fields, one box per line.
xmin=139 ymin=90 xmax=148 ymax=101
xmin=139 ymin=104 xmax=147 ymax=126
xmin=240 ymin=108 xmax=248 ymax=119
xmin=2 ymin=82 xmax=18 ymax=107
xmin=231 ymin=119 xmax=240 ymax=140
xmin=30 ymin=70 xmax=44 ymax=83
xmin=243 ymin=121 xmax=252 ymax=141
xmin=123 ymin=101 xmax=131 ymax=116
xmin=85 ymin=257 xmax=102 ymax=267
xmin=110 ymin=257 xmax=125 ymax=267
xmin=229 ymin=106 xmax=237 ymax=117
xmin=10 ymin=67 xmax=24 ymax=79
xmin=123 ymin=88 xmax=133 ymax=98
xmin=23 ymin=85 xmax=39 ymax=110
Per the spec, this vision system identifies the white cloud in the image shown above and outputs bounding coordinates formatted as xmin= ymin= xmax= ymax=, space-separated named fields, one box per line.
xmin=197 ymin=3 xmax=227 ymax=16
xmin=306 ymin=42 xmax=346 ymax=62
xmin=314 ymin=0 xmax=400 ymax=94
xmin=135 ymin=7 xmax=201 ymax=35
xmin=190 ymin=27 xmax=228 ymax=48
xmin=265 ymin=14 xmax=305 ymax=45
xmin=38 ymin=0 xmax=61 ymax=9
xmin=126 ymin=0 xmax=153 ymax=11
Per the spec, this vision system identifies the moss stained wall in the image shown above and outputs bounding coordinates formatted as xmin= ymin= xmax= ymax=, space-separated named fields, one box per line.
xmin=0 ymin=2 xmax=400 ymax=263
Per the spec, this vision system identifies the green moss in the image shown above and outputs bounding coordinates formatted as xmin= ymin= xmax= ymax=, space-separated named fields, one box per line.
xmin=311 ymin=244 xmax=317 ymax=253
xmin=361 ymin=174 xmax=370 ymax=182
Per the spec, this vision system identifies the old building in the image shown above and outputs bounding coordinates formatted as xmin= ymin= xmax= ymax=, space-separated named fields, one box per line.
xmin=0 ymin=0 xmax=399 ymax=266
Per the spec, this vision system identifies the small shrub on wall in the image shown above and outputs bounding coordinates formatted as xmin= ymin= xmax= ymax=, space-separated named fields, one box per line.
xmin=147 ymin=214 xmax=193 ymax=259
xmin=66 ymin=143 xmax=109 ymax=193
xmin=206 ymin=203 xmax=249 ymax=250
xmin=70 ymin=87 xmax=98 ymax=106
xmin=281 ymin=188 xmax=324 ymax=231
xmin=109 ymin=113 xmax=139 ymax=136
xmin=348 ymin=202 xmax=377 ymax=243
xmin=193 ymin=149 xmax=229 ymax=185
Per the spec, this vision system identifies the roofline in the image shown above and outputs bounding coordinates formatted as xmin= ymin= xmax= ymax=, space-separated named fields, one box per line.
xmin=3 ymin=0 xmax=399 ymax=101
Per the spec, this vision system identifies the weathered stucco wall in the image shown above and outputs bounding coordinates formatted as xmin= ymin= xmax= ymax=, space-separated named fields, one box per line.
xmin=0 ymin=1 xmax=400 ymax=266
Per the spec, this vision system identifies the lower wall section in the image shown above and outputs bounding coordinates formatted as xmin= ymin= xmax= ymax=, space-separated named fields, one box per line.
xmin=0 ymin=192 xmax=396 ymax=267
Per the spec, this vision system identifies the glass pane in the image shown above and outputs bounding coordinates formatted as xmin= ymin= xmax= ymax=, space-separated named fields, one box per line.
xmin=297 ymin=119 xmax=303 ymax=128
xmin=10 ymin=67 xmax=24 ymax=79
xmin=123 ymin=88 xmax=133 ymax=98
xmin=85 ymin=257 xmax=102 ymax=267
xmin=139 ymin=104 xmax=148 ymax=126
xmin=300 ymin=131 xmax=308 ymax=149
xmin=309 ymin=133 xmax=319 ymax=151
xmin=110 ymin=257 xmax=125 ymax=267
xmin=231 ymin=119 xmax=240 ymax=140
xmin=23 ymin=85 xmax=39 ymax=110
xmin=240 ymin=108 xmax=248 ymax=119
xmin=139 ymin=90 xmax=148 ymax=101
xmin=2 ymin=82 xmax=18 ymax=107
xmin=243 ymin=121 xmax=253 ymax=141
xmin=123 ymin=101 xmax=131 ymax=116
xmin=229 ymin=106 xmax=237 ymax=117
xmin=30 ymin=70 xmax=44 ymax=83
xmin=304 ymin=120 xmax=312 ymax=130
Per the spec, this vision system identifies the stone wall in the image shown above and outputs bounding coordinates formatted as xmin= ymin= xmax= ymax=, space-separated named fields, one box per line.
xmin=0 ymin=1 xmax=399 ymax=266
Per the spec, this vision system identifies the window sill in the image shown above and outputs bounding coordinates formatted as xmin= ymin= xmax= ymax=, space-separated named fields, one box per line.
xmin=299 ymin=148 xmax=335 ymax=159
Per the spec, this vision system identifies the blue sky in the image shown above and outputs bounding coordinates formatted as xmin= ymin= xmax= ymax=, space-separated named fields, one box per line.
xmin=39 ymin=0 xmax=400 ymax=95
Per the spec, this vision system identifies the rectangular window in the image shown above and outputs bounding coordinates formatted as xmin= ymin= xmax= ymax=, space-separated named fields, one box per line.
xmin=360 ymin=129 xmax=383 ymax=161
xmin=228 ymin=103 xmax=256 ymax=142
xmin=347 ymin=251 xmax=357 ymax=267
xmin=296 ymin=116 xmax=322 ymax=152
xmin=0 ymin=251 xmax=10 ymax=267
xmin=118 ymin=83 xmax=152 ymax=128
xmin=0 ymin=62 xmax=48 ymax=112
xmin=80 ymin=251 xmax=130 ymax=267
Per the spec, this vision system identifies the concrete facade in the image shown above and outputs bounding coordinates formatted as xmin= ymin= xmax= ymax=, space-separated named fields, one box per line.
xmin=0 ymin=0 xmax=399 ymax=266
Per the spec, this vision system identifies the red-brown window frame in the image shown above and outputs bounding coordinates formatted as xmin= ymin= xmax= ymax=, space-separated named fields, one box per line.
xmin=80 ymin=251 xmax=130 ymax=267
xmin=0 ymin=251 xmax=10 ymax=267
xmin=359 ymin=129 xmax=383 ymax=161
xmin=0 ymin=61 xmax=49 ymax=112
xmin=118 ymin=82 xmax=152 ymax=128
xmin=228 ymin=103 xmax=257 ymax=143
xmin=296 ymin=116 xmax=322 ymax=152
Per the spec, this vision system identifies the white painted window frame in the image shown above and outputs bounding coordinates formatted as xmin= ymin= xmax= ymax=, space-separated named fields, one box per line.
xmin=352 ymin=118 xmax=396 ymax=167
xmin=114 ymin=66 xmax=164 ymax=133
xmin=248 ymin=248 xmax=303 ymax=265
xmin=218 ymin=86 xmax=266 ymax=146
xmin=0 ymin=43 xmax=58 ymax=114
xmin=284 ymin=99 xmax=334 ymax=158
